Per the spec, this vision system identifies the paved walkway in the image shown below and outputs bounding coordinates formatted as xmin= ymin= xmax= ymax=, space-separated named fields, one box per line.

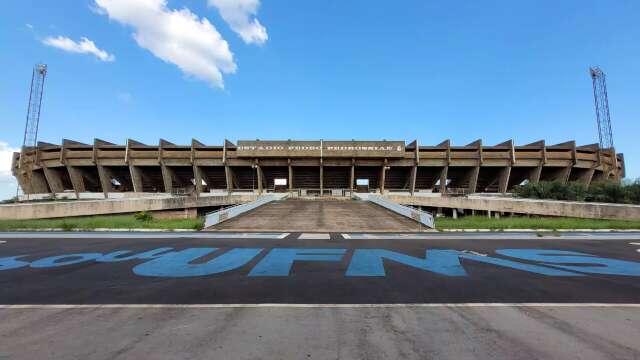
xmin=211 ymin=199 xmax=424 ymax=232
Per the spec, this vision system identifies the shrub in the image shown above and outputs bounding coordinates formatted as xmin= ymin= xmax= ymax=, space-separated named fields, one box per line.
xmin=134 ymin=211 xmax=153 ymax=222
xmin=60 ymin=222 xmax=74 ymax=231
xmin=514 ymin=179 xmax=639 ymax=204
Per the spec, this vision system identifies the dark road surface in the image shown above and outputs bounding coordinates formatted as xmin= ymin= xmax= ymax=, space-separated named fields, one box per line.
xmin=3 ymin=232 xmax=640 ymax=360
xmin=2 ymin=232 xmax=640 ymax=304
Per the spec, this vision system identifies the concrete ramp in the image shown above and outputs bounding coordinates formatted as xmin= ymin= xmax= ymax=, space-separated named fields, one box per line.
xmin=208 ymin=199 xmax=427 ymax=232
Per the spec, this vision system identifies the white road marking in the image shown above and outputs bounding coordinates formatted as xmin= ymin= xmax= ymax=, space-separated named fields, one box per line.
xmin=1 ymin=303 xmax=640 ymax=309
xmin=342 ymin=233 xmax=640 ymax=241
xmin=298 ymin=233 xmax=330 ymax=240
xmin=0 ymin=232 xmax=290 ymax=240
xmin=0 ymin=240 xmax=5 ymax=244
xmin=630 ymin=243 xmax=640 ymax=246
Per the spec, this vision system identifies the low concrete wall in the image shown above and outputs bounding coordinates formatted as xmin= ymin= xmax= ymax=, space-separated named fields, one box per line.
xmin=204 ymin=193 xmax=288 ymax=228
xmin=354 ymin=193 xmax=434 ymax=228
xmin=0 ymin=194 xmax=259 ymax=220
xmin=385 ymin=194 xmax=640 ymax=221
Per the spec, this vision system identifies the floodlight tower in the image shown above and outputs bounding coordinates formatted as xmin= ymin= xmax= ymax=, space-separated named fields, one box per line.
xmin=589 ymin=67 xmax=617 ymax=179
xmin=22 ymin=63 xmax=48 ymax=149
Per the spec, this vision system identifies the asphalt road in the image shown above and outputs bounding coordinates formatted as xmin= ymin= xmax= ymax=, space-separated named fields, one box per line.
xmin=1 ymin=232 xmax=640 ymax=359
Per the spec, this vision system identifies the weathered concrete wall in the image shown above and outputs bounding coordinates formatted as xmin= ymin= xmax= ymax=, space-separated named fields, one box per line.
xmin=0 ymin=194 xmax=258 ymax=220
xmin=386 ymin=194 xmax=640 ymax=221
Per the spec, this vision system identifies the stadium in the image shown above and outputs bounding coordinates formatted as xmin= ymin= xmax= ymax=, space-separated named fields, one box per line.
xmin=12 ymin=138 xmax=624 ymax=197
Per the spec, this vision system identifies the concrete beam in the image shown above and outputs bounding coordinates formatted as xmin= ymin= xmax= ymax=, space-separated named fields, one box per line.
xmin=129 ymin=164 xmax=144 ymax=193
xmin=498 ymin=166 xmax=511 ymax=193
xmin=439 ymin=166 xmax=448 ymax=193
xmin=42 ymin=167 xmax=65 ymax=194
xmin=66 ymin=165 xmax=86 ymax=195
xmin=193 ymin=165 xmax=204 ymax=196
xmin=161 ymin=164 xmax=175 ymax=193
xmin=467 ymin=167 xmax=480 ymax=193
xmin=385 ymin=194 xmax=640 ymax=221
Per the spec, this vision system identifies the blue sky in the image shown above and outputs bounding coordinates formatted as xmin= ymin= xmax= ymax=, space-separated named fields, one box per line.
xmin=1 ymin=0 xmax=639 ymax=200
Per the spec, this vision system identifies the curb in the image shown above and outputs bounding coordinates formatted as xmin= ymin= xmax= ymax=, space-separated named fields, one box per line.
xmin=438 ymin=229 xmax=640 ymax=232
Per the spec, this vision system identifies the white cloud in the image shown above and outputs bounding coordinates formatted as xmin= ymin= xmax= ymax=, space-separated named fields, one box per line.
xmin=25 ymin=23 xmax=34 ymax=29
xmin=94 ymin=0 xmax=236 ymax=88
xmin=0 ymin=141 xmax=19 ymax=201
xmin=208 ymin=0 xmax=268 ymax=45
xmin=42 ymin=36 xmax=115 ymax=62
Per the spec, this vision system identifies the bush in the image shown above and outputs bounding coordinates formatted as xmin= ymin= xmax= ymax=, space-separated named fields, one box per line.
xmin=134 ymin=211 xmax=153 ymax=222
xmin=514 ymin=179 xmax=639 ymax=204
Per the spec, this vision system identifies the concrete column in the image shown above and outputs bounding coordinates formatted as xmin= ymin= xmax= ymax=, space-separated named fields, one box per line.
xmin=379 ymin=166 xmax=386 ymax=194
xmin=319 ymin=164 xmax=324 ymax=196
xmin=129 ymin=164 xmax=144 ymax=193
xmin=350 ymin=162 xmax=355 ymax=191
xmin=97 ymin=165 xmax=113 ymax=198
xmin=529 ymin=165 xmax=542 ymax=183
xmin=43 ymin=167 xmax=65 ymax=194
xmin=452 ymin=208 xmax=458 ymax=219
xmin=256 ymin=164 xmax=263 ymax=194
xmin=439 ymin=166 xmax=448 ymax=194
xmin=30 ymin=170 xmax=50 ymax=194
xmin=495 ymin=212 xmax=500 ymax=219
xmin=579 ymin=168 xmax=596 ymax=186
xmin=409 ymin=165 xmax=417 ymax=195
xmin=224 ymin=165 xmax=233 ymax=192
xmin=161 ymin=164 xmax=175 ymax=193
xmin=467 ymin=167 xmax=480 ymax=194
xmin=193 ymin=165 xmax=203 ymax=196
xmin=498 ymin=166 xmax=512 ymax=193
xmin=66 ymin=165 xmax=86 ymax=196
xmin=487 ymin=210 xmax=492 ymax=218
xmin=560 ymin=166 xmax=572 ymax=184
xmin=288 ymin=160 xmax=293 ymax=191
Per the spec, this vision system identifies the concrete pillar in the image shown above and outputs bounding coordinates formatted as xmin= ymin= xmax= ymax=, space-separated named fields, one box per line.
xmin=467 ymin=167 xmax=480 ymax=194
xmin=495 ymin=212 xmax=500 ymax=219
xmin=288 ymin=161 xmax=293 ymax=191
xmin=224 ymin=165 xmax=233 ymax=192
xmin=409 ymin=165 xmax=417 ymax=195
xmin=319 ymin=164 xmax=324 ymax=196
xmin=498 ymin=166 xmax=512 ymax=193
xmin=43 ymin=167 xmax=65 ymax=194
xmin=193 ymin=165 xmax=203 ymax=196
xmin=487 ymin=210 xmax=492 ymax=218
xmin=350 ymin=162 xmax=355 ymax=191
xmin=439 ymin=166 xmax=448 ymax=194
xmin=29 ymin=170 xmax=50 ymax=194
xmin=97 ymin=165 xmax=113 ymax=198
xmin=452 ymin=208 xmax=458 ymax=219
xmin=66 ymin=165 xmax=86 ymax=196
xmin=129 ymin=164 xmax=144 ymax=193
xmin=256 ymin=164 xmax=263 ymax=194
xmin=579 ymin=168 xmax=596 ymax=186
xmin=161 ymin=164 xmax=175 ymax=193
xmin=379 ymin=165 xmax=386 ymax=194
xmin=472 ymin=209 xmax=476 ymax=216
xmin=529 ymin=165 xmax=542 ymax=183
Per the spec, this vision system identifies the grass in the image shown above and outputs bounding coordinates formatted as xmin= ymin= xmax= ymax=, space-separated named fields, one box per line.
xmin=0 ymin=214 xmax=205 ymax=231
xmin=435 ymin=215 xmax=640 ymax=230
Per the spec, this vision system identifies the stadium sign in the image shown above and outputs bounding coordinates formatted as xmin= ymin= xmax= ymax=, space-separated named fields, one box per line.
xmin=236 ymin=140 xmax=405 ymax=157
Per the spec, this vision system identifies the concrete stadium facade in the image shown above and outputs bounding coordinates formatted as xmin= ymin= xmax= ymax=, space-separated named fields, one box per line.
xmin=12 ymin=139 xmax=625 ymax=197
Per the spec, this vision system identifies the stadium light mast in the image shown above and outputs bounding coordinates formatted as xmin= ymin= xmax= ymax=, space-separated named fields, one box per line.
xmin=22 ymin=63 xmax=47 ymax=149
xmin=589 ymin=67 xmax=617 ymax=179
xmin=16 ymin=63 xmax=47 ymax=199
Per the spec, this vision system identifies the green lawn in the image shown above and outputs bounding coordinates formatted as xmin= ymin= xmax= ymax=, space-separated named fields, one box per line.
xmin=0 ymin=214 xmax=204 ymax=231
xmin=435 ymin=215 xmax=640 ymax=230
